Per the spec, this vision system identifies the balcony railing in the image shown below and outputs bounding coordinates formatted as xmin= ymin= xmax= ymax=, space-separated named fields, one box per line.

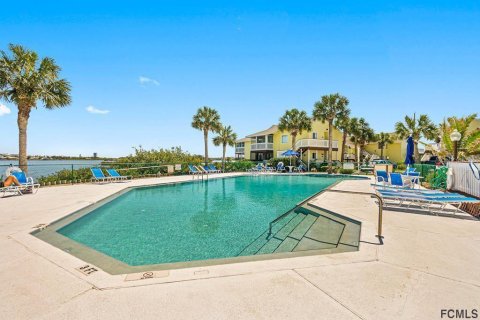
xmin=294 ymin=139 xmax=338 ymax=149
xmin=235 ymin=147 xmax=245 ymax=154
xmin=251 ymin=143 xmax=274 ymax=151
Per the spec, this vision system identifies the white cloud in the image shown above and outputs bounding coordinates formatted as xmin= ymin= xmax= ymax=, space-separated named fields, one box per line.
xmin=139 ymin=76 xmax=159 ymax=86
xmin=86 ymin=105 xmax=110 ymax=114
xmin=0 ymin=104 xmax=11 ymax=116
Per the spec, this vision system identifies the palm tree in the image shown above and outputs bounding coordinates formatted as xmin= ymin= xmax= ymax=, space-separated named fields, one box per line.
xmin=278 ymin=108 xmax=312 ymax=149
xmin=350 ymin=118 xmax=375 ymax=165
xmin=439 ymin=114 xmax=480 ymax=159
xmin=213 ymin=125 xmax=237 ymax=171
xmin=395 ymin=113 xmax=437 ymax=162
xmin=376 ymin=132 xmax=394 ymax=159
xmin=312 ymin=93 xmax=350 ymax=172
xmin=334 ymin=109 xmax=351 ymax=163
xmin=191 ymin=106 xmax=221 ymax=164
xmin=348 ymin=117 xmax=360 ymax=162
xmin=0 ymin=44 xmax=71 ymax=172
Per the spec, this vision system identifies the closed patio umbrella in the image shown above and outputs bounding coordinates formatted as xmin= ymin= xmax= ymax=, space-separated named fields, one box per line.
xmin=405 ymin=136 xmax=415 ymax=170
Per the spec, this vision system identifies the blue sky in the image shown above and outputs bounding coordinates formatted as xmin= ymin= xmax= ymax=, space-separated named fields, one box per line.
xmin=1 ymin=1 xmax=479 ymax=157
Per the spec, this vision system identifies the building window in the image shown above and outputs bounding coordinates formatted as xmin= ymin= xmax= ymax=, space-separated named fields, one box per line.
xmin=267 ymin=134 xmax=274 ymax=143
xmin=257 ymin=136 xmax=266 ymax=143
xmin=281 ymin=135 xmax=288 ymax=143
xmin=312 ymin=132 xmax=318 ymax=139
xmin=312 ymin=152 xmax=317 ymax=159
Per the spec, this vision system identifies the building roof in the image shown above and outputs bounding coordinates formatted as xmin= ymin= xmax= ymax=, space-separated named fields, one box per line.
xmin=245 ymin=125 xmax=278 ymax=138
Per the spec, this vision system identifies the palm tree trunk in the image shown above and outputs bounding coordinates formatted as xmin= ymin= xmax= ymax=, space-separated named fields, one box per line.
xmin=328 ymin=121 xmax=333 ymax=173
xmin=414 ymin=141 xmax=420 ymax=163
xmin=291 ymin=133 xmax=297 ymax=150
xmin=222 ymin=143 xmax=226 ymax=171
xmin=380 ymin=146 xmax=384 ymax=159
xmin=17 ymin=107 xmax=30 ymax=173
xmin=341 ymin=131 xmax=347 ymax=163
xmin=203 ymin=130 xmax=209 ymax=164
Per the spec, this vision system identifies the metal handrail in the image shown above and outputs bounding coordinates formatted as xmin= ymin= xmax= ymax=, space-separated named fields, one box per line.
xmin=268 ymin=189 xmax=331 ymax=236
xmin=268 ymin=188 xmax=384 ymax=243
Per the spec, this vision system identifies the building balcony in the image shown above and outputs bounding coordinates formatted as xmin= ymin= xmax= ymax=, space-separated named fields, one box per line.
xmin=235 ymin=147 xmax=245 ymax=154
xmin=250 ymin=143 xmax=274 ymax=151
xmin=294 ymin=139 xmax=339 ymax=150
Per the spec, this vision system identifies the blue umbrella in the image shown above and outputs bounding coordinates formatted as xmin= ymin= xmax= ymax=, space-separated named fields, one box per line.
xmin=282 ymin=149 xmax=300 ymax=167
xmin=282 ymin=150 xmax=299 ymax=156
xmin=405 ymin=136 xmax=415 ymax=166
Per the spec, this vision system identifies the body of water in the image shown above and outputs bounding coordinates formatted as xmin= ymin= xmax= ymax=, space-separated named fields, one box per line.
xmin=0 ymin=160 xmax=103 ymax=179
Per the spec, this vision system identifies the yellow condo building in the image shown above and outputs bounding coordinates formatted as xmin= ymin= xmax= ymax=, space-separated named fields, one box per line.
xmin=235 ymin=121 xmax=355 ymax=163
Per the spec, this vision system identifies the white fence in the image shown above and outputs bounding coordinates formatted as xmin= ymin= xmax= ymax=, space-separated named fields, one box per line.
xmin=447 ymin=162 xmax=480 ymax=198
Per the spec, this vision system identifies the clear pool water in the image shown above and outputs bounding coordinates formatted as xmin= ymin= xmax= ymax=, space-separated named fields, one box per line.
xmin=59 ymin=175 xmax=348 ymax=266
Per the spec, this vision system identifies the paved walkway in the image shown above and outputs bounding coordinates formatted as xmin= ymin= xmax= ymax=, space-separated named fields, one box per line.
xmin=1 ymin=174 xmax=479 ymax=319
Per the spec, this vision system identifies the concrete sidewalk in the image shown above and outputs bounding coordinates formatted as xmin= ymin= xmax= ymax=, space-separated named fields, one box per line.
xmin=1 ymin=174 xmax=479 ymax=319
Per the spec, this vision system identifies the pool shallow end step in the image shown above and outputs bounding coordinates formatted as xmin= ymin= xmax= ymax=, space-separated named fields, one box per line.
xmin=238 ymin=204 xmax=361 ymax=257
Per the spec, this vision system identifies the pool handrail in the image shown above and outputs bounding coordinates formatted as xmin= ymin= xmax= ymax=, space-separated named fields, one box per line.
xmin=268 ymin=188 xmax=384 ymax=244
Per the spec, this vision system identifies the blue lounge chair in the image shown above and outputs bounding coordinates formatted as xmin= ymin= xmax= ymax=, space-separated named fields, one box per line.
xmin=208 ymin=164 xmax=222 ymax=173
xmin=248 ymin=163 xmax=264 ymax=172
xmin=188 ymin=165 xmax=201 ymax=175
xmin=10 ymin=171 xmax=40 ymax=193
xmin=106 ymin=169 xmax=129 ymax=181
xmin=276 ymin=162 xmax=285 ymax=172
xmin=90 ymin=168 xmax=111 ymax=183
xmin=403 ymin=167 xmax=417 ymax=175
xmin=296 ymin=164 xmax=307 ymax=172
xmin=375 ymin=170 xmax=389 ymax=184
xmin=203 ymin=165 xmax=215 ymax=174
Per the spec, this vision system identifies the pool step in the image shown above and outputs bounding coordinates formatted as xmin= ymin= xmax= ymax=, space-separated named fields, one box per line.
xmin=238 ymin=203 xmax=362 ymax=258
xmin=237 ymin=211 xmax=299 ymax=256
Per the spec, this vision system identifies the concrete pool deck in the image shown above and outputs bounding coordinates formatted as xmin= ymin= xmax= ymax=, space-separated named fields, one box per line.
xmin=1 ymin=173 xmax=479 ymax=319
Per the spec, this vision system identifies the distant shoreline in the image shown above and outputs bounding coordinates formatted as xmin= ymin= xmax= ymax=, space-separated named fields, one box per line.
xmin=0 ymin=158 xmax=115 ymax=161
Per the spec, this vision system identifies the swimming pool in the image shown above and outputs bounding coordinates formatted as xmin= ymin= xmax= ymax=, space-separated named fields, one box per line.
xmin=35 ymin=175 xmax=362 ymax=273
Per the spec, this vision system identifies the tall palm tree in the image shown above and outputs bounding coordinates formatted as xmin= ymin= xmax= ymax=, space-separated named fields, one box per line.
xmin=376 ymin=132 xmax=394 ymax=159
xmin=348 ymin=117 xmax=360 ymax=162
xmin=312 ymin=93 xmax=349 ymax=172
xmin=213 ymin=125 xmax=237 ymax=171
xmin=333 ymin=109 xmax=351 ymax=163
xmin=0 ymin=44 xmax=71 ymax=172
xmin=395 ymin=113 xmax=437 ymax=162
xmin=191 ymin=106 xmax=221 ymax=164
xmin=350 ymin=118 xmax=375 ymax=165
xmin=278 ymin=108 xmax=312 ymax=149
xmin=439 ymin=113 xmax=480 ymax=159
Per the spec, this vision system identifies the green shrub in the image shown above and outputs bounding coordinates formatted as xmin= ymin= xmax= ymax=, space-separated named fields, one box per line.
xmin=397 ymin=163 xmax=406 ymax=171
xmin=224 ymin=160 xmax=255 ymax=172
xmin=318 ymin=166 xmax=328 ymax=172
xmin=340 ymin=169 xmax=354 ymax=174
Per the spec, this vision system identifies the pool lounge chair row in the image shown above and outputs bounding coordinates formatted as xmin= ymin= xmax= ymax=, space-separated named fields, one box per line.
xmin=248 ymin=162 xmax=307 ymax=173
xmin=188 ymin=164 xmax=223 ymax=175
xmin=91 ymin=168 xmax=130 ymax=183
xmin=376 ymin=188 xmax=480 ymax=215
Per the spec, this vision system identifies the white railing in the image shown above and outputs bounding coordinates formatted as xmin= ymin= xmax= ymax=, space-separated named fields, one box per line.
xmin=448 ymin=162 xmax=480 ymax=198
xmin=235 ymin=147 xmax=245 ymax=154
xmin=251 ymin=143 xmax=274 ymax=151
xmin=294 ymin=139 xmax=338 ymax=149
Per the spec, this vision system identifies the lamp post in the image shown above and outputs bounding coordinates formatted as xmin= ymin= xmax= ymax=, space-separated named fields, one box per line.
xmin=450 ymin=129 xmax=462 ymax=161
